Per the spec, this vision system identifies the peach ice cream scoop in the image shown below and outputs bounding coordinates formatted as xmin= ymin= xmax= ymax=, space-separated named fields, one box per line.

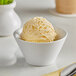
xmin=20 ymin=17 xmax=57 ymax=42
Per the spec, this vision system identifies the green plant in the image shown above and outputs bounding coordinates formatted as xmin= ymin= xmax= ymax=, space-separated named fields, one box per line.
xmin=0 ymin=0 xmax=13 ymax=5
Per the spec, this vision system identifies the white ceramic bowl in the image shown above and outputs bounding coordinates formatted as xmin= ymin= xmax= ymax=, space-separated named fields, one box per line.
xmin=14 ymin=26 xmax=68 ymax=66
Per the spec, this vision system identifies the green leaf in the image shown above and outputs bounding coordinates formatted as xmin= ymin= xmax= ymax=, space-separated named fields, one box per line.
xmin=0 ymin=0 xmax=13 ymax=5
xmin=7 ymin=0 xmax=13 ymax=4
xmin=3 ymin=0 xmax=8 ymax=4
xmin=0 ymin=0 xmax=3 ymax=5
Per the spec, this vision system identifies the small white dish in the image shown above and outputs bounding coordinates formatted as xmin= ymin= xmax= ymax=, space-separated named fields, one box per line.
xmin=49 ymin=8 xmax=76 ymax=17
xmin=14 ymin=26 xmax=68 ymax=66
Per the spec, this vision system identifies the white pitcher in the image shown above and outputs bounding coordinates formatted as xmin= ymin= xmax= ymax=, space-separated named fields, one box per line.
xmin=0 ymin=0 xmax=21 ymax=36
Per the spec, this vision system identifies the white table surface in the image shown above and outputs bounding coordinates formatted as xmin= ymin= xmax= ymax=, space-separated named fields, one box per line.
xmin=0 ymin=0 xmax=76 ymax=76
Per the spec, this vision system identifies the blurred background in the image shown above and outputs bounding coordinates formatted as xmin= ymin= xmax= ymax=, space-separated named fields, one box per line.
xmin=15 ymin=0 xmax=55 ymax=24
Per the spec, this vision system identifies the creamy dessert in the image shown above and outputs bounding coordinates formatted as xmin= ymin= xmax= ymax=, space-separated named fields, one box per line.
xmin=20 ymin=17 xmax=57 ymax=42
xmin=56 ymin=0 xmax=76 ymax=14
xmin=14 ymin=17 xmax=67 ymax=66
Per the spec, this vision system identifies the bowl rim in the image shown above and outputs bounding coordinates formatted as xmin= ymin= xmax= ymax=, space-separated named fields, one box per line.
xmin=13 ymin=25 xmax=68 ymax=44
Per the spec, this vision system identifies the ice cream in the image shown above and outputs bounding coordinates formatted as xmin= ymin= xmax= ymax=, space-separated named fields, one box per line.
xmin=56 ymin=0 xmax=76 ymax=14
xmin=20 ymin=17 xmax=57 ymax=42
